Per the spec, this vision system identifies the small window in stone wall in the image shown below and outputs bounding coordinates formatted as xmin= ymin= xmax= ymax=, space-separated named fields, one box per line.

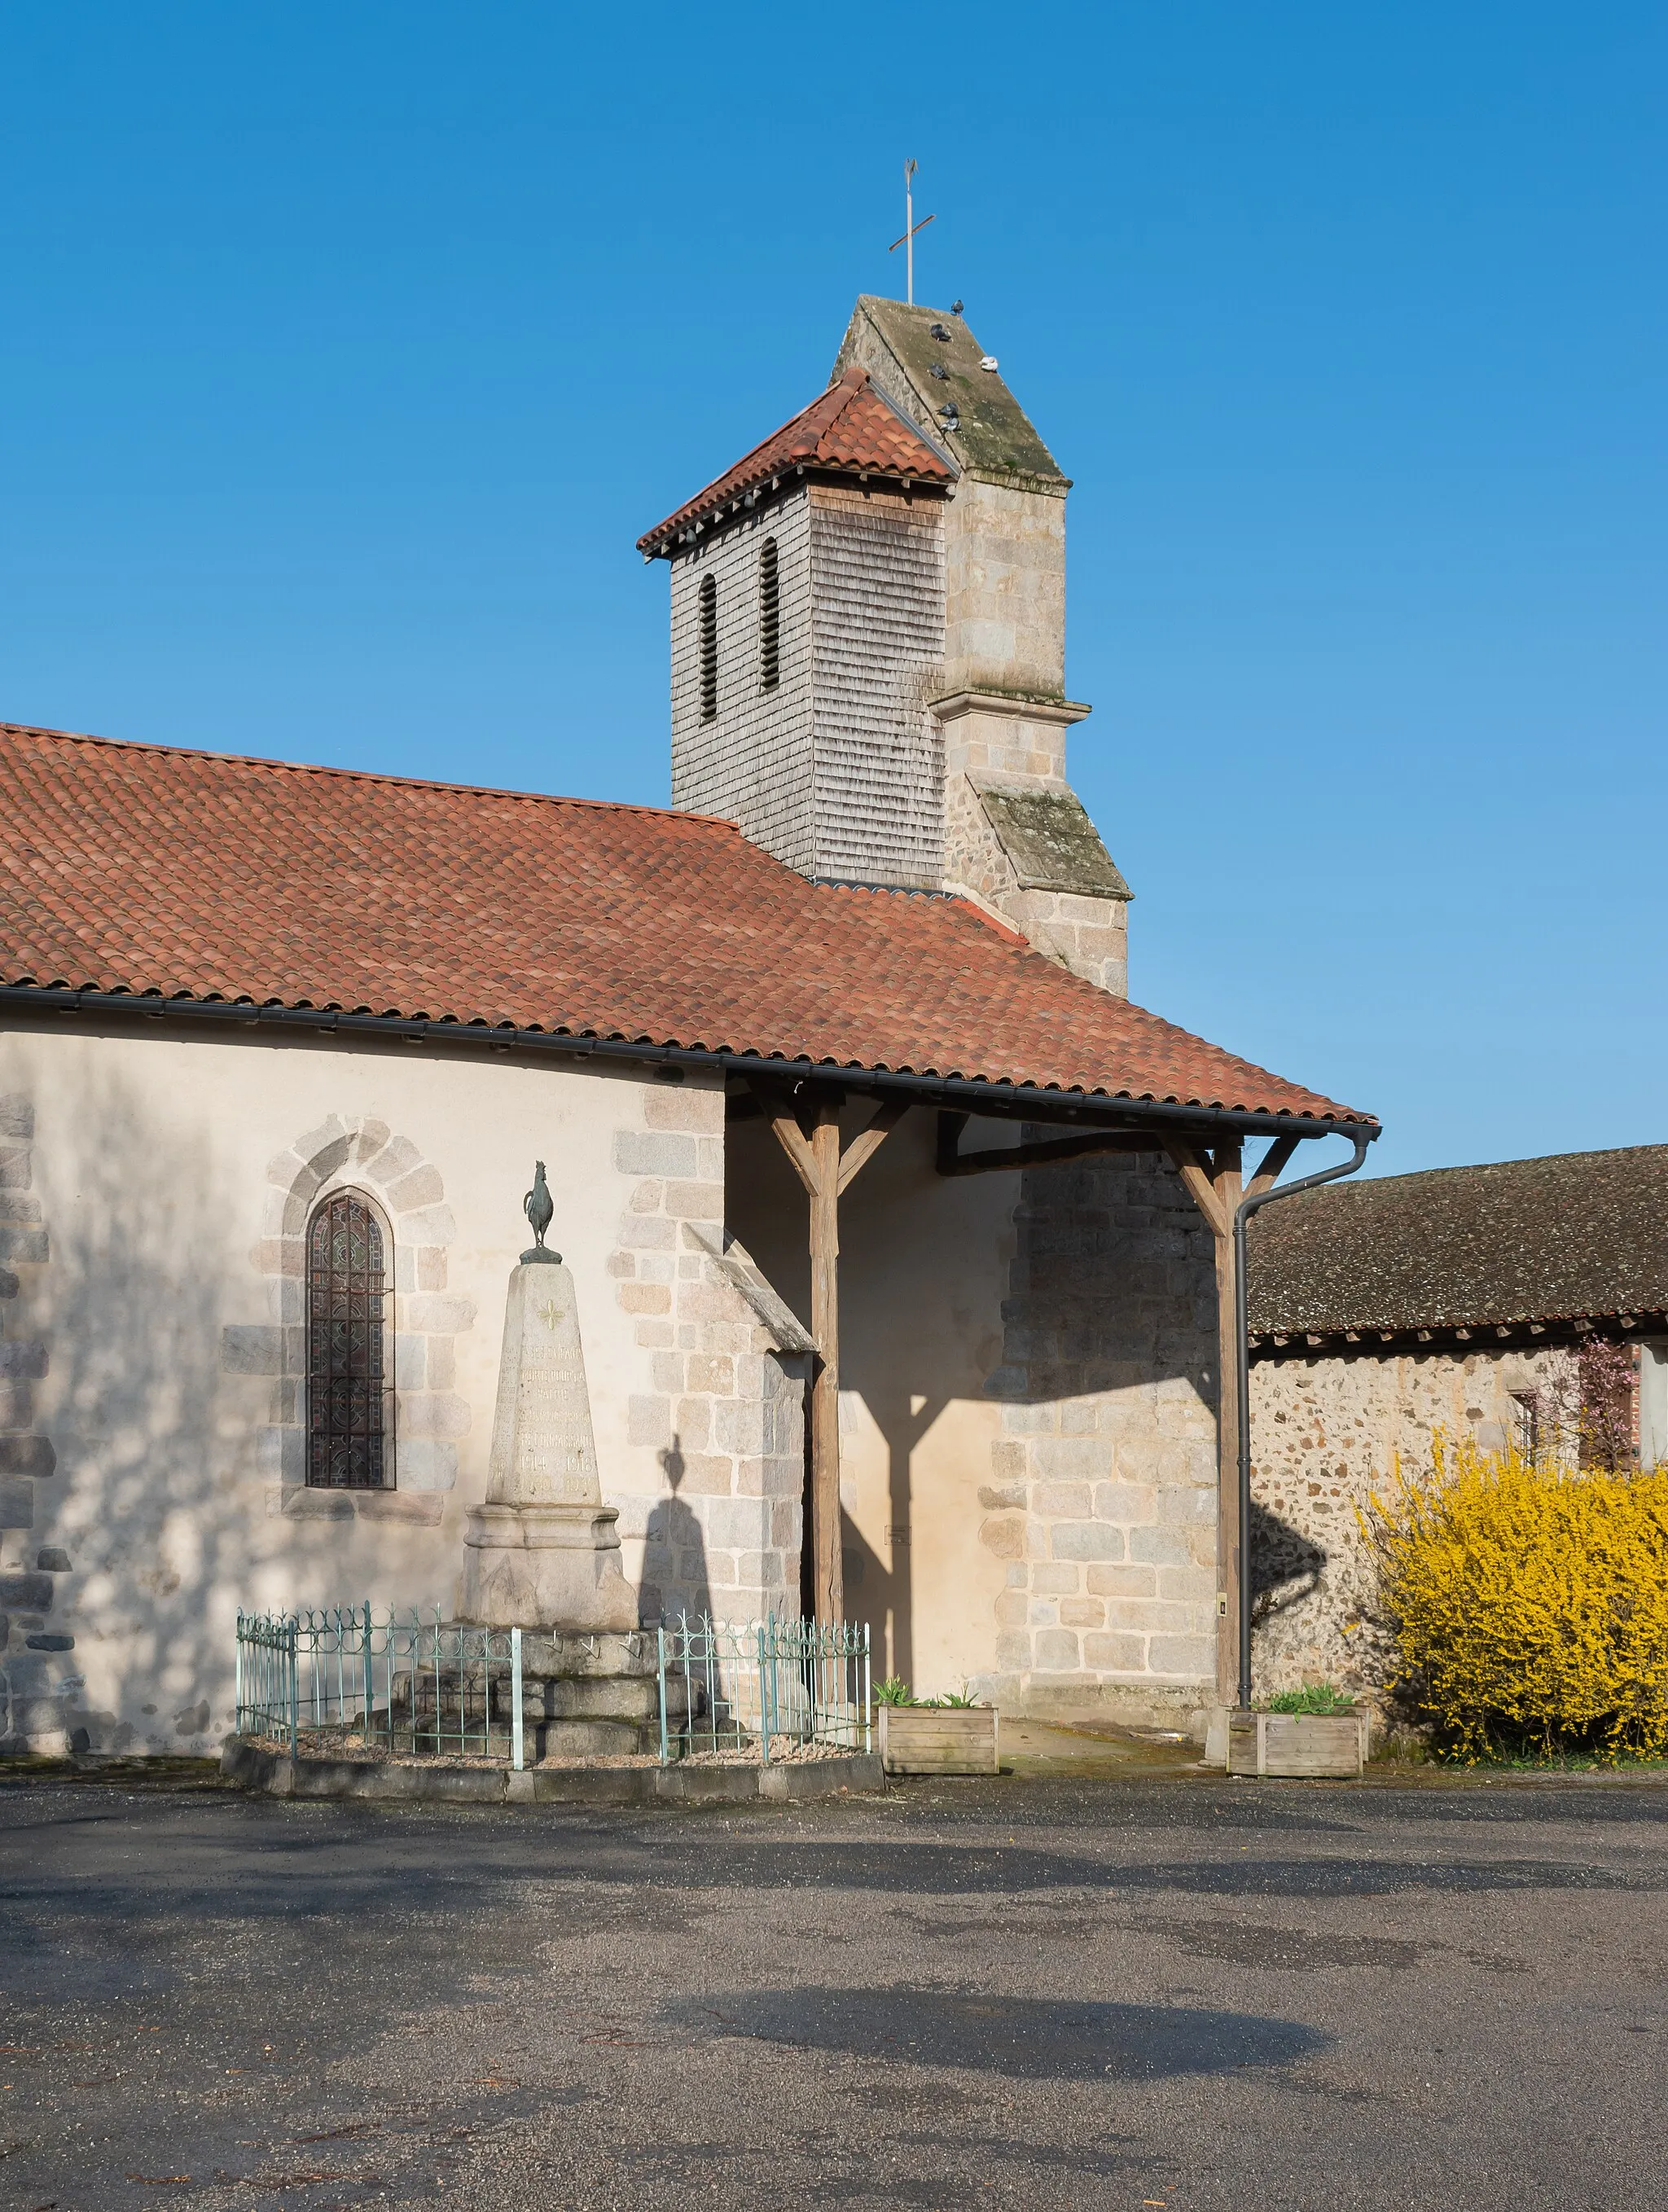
xmin=758 ymin=538 xmax=779 ymax=691
xmin=698 ymin=572 xmax=718 ymax=722
xmin=307 ymin=1191 xmax=393 ymax=1488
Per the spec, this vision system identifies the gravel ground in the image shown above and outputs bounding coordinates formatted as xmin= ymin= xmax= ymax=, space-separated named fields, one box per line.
xmin=1 ymin=1758 xmax=1664 ymax=2210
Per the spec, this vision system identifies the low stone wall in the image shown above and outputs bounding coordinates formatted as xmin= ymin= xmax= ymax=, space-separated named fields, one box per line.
xmin=1248 ymin=1342 xmax=1564 ymax=1700
xmin=220 ymin=1736 xmax=885 ymax=1806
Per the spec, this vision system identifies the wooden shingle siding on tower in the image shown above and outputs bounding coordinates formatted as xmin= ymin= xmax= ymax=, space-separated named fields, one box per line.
xmin=808 ymin=483 xmax=944 ymax=889
xmin=670 ymin=490 xmax=816 ymax=876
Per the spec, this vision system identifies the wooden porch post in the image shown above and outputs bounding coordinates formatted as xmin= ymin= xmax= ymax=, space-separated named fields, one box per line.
xmin=751 ymin=1083 xmax=909 ymax=1626
xmin=1167 ymin=1132 xmax=1300 ymax=1710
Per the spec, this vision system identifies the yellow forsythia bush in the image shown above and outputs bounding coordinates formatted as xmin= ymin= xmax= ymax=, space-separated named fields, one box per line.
xmin=1366 ymin=1434 xmax=1668 ymax=1762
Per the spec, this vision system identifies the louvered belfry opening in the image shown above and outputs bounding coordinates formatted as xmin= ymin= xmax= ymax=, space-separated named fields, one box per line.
xmin=698 ymin=571 xmax=718 ymax=721
xmin=307 ymin=1192 xmax=390 ymax=1489
xmin=758 ymin=538 xmax=780 ymax=690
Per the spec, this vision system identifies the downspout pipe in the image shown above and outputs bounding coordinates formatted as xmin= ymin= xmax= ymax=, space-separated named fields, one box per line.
xmin=1232 ymin=1130 xmax=1374 ymax=1712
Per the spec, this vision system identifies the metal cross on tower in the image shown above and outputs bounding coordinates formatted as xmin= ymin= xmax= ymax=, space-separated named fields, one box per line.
xmin=888 ymin=158 xmax=935 ymax=306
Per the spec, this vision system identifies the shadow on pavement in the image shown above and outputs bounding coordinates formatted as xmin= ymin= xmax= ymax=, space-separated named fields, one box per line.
xmin=677 ymin=1986 xmax=1330 ymax=2080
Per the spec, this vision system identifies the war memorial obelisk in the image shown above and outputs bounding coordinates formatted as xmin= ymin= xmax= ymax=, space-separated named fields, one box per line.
xmin=460 ymin=1162 xmax=636 ymax=1633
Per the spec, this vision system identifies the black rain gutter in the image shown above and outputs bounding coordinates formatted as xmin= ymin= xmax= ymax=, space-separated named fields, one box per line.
xmin=0 ymin=984 xmax=1380 ymax=1148
xmin=1231 ymin=1128 xmax=1375 ymax=1713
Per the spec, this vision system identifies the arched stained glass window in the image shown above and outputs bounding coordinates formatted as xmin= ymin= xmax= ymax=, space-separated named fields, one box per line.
xmin=306 ymin=1192 xmax=391 ymax=1489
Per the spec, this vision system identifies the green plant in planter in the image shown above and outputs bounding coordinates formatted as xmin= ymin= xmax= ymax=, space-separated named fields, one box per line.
xmin=876 ymin=1676 xmax=915 ymax=1706
xmin=1265 ymin=1683 xmax=1357 ymax=1716
xmin=932 ymin=1682 xmax=983 ymax=1709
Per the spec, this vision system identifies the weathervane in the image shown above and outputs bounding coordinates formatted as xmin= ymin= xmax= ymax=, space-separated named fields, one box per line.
xmin=889 ymin=158 xmax=935 ymax=307
xmin=522 ymin=1160 xmax=560 ymax=1264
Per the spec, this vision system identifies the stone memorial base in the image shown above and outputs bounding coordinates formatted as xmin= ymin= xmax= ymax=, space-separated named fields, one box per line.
xmin=459 ymin=1501 xmax=637 ymax=1635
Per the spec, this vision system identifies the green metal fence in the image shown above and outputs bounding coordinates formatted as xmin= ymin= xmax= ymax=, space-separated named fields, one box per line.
xmin=235 ymin=1605 xmax=871 ymax=1771
xmin=235 ymin=1606 xmax=525 ymax=1767
xmin=656 ymin=1613 xmax=871 ymax=1765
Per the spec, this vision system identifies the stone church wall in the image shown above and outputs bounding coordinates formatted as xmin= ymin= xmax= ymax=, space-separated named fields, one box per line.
xmin=1247 ymin=1343 xmax=1565 ymax=1700
xmin=0 ymin=1021 xmax=799 ymax=1757
xmin=726 ymin=1114 xmax=1222 ymax=1723
xmin=981 ymin=1146 xmax=1219 ymax=1725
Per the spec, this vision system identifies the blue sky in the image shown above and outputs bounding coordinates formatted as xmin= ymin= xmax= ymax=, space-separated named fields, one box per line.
xmin=2 ymin=5 xmax=1661 ymax=1178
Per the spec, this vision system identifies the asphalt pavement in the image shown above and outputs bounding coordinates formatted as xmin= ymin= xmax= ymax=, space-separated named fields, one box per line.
xmin=2 ymin=1755 xmax=1664 ymax=2210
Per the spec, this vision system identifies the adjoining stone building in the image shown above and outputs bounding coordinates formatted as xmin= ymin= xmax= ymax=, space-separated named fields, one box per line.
xmin=0 ymin=295 xmax=1376 ymax=1758
xmin=1244 ymin=1145 xmax=1668 ymax=1698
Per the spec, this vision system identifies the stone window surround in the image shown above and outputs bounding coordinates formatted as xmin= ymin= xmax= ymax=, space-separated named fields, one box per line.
xmin=231 ymin=1114 xmax=476 ymax=1525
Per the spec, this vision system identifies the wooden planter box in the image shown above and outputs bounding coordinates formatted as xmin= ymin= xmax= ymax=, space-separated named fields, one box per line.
xmin=878 ymin=1705 xmax=999 ymax=1775
xmin=1228 ymin=1709 xmax=1367 ymax=1780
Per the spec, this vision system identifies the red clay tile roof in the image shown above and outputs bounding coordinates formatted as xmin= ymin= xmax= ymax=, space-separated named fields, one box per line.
xmin=0 ymin=722 xmax=1372 ymax=1125
xmin=637 ymin=366 xmax=955 ymax=556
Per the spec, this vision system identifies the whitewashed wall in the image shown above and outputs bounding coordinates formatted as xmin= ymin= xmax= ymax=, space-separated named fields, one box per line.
xmin=0 ymin=1023 xmax=801 ymax=1757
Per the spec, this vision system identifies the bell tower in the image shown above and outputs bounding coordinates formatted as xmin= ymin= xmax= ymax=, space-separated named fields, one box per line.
xmin=638 ymin=299 xmax=1132 ymax=995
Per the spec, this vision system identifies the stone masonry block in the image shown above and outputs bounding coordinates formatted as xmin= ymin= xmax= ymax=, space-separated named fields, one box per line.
xmin=620 ymin=1284 xmax=671 ymax=1315
xmin=1032 ymin=1481 xmax=1092 ymax=1519
xmin=220 ymin=1326 xmax=285 ymax=1376
xmin=1147 ymin=1635 xmax=1214 ymax=1679
xmin=1030 ymin=1562 xmax=1079 ymax=1595
xmin=634 ymin=1319 xmax=674 ymax=1349
xmin=0 ymin=1572 xmax=52 ymax=1611
xmin=396 ymin=1205 xmax=456 ymax=1244
xmin=1032 ymin=1629 xmax=1082 ymax=1672
xmin=406 ymin=1294 xmax=476 ymax=1334
xmin=36 ymin=1547 xmax=71 ymax=1572
xmin=386 ymin=1164 xmax=445 ymax=1213
xmin=0 ymin=1380 xmax=34 ymax=1430
xmin=0 ymin=1267 xmax=17 ymax=1297
xmin=1129 ymin=1526 xmax=1196 ymax=1568
xmin=1050 ymin=1521 xmax=1126 ymax=1563
xmin=660 ymin=1180 xmax=725 ymax=1224
xmin=1103 ymin=1598 xmax=1194 ymax=1634
xmin=703 ymin=1498 xmax=768 ymax=1551
xmin=613 ymin=1131 xmax=698 ymax=1179
xmin=0 ymin=1148 xmax=30 ymax=1189
xmin=365 ymin=1132 xmax=424 ymax=1186
xmin=667 ymin=1452 xmax=734 ymax=1496
xmin=1060 ymin=1599 xmax=1104 ymax=1630
xmin=396 ymin=1441 xmax=458 ymax=1492
xmin=0 ymin=1479 xmax=34 ymax=1528
xmin=1028 ymin=1600 xmax=1059 ymax=1628
xmin=627 ymin=1395 xmax=672 ymax=1448
xmin=994 ymin=1591 xmax=1029 ymax=1627
xmin=770 ymin=1499 xmax=800 ymax=1549
xmin=673 ymin=1398 xmax=712 ymax=1450
xmin=1092 ymin=1481 xmax=1157 ymax=1525
xmin=1086 ymin=1564 xmax=1157 ymax=1599
xmin=617 ymin=1216 xmax=677 ymax=1250
xmin=0 ymin=1341 xmax=47 ymax=1379
xmin=1081 ymin=1633 xmax=1148 ymax=1672
xmin=979 ymin=1515 xmax=1025 ymax=1560
xmin=642 ymin=1085 xmax=723 ymax=1134
xmin=397 ymin=1393 xmax=470 ymax=1439
xmin=0 ymin=1436 xmax=55 ymax=1477
xmin=0 ymin=1226 xmax=47 ymax=1264
xmin=1158 ymin=1565 xmax=1216 ymax=1603
xmin=1157 ymin=1486 xmax=1217 ymax=1525
xmin=394 ymin=1335 xmax=427 ymax=1389
xmin=417 ymin=1248 xmax=448 ymax=1291
xmin=994 ymin=1630 xmax=1033 ymax=1670
xmin=0 ymin=1095 xmax=34 ymax=1138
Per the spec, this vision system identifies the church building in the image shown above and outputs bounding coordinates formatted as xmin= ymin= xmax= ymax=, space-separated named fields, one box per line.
xmin=0 ymin=297 xmax=1374 ymax=1759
